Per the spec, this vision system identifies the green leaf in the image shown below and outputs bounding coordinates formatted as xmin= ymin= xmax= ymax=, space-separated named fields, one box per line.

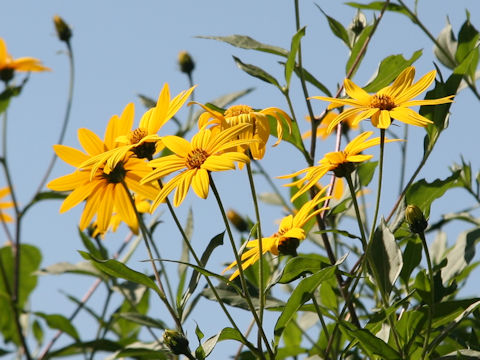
xmin=456 ymin=17 xmax=480 ymax=82
xmin=32 ymin=319 xmax=44 ymax=346
xmin=47 ymin=339 xmax=123 ymax=358
xmin=0 ymin=244 xmax=42 ymax=345
xmin=197 ymin=34 xmax=289 ymax=57
xmin=176 ymin=208 xmax=193 ymax=309
xmin=435 ymin=350 xmax=480 ymax=360
xmin=399 ymin=237 xmax=422 ymax=286
xmin=434 ymin=20 xmax=457 ymax=69
xmin=363 ymin=50 xmax=422 ymax=93
xmin=34 ymin=312 xmax=79 ymax=340
xmin=285 ymin=27 xmax=306 ymax=88
xmin=79 ymin=228 xmax=107 ymax=260
xmin=36 ymin=261 xmax=102 ymax=278
xmin=113 ymin=341 xmax=166 ymax=359
xmin=292 ymin=65 xmax=332 ymax=96
xmin=357 ymin=161 xmax=378 ymax=187
xmin=21 ymin=191 xmax=67 ymax=216
xmin=346 ymin=24 xmax=373 ymax=76
xmin=0 ymin=84 xmax=24 ymax=116
xmin=79 ymin=251 xmax=160 ymax=293
xmin=267 ymin=112 xmax=306 ymax=155
xmin=367 ymin=219 xmax=403 ymax=297
xmin=233 ymin=56 xmax=281 ymax=89
xmin=274 ymin=266 xmax=336 ymax=346
xmin=199 ymin=327 xmax=249 ymax=358
xmin=114 ymin=312 xmax=166 ymax=330
xmin=181 ymin=232 xmax=224 ymax=308
xmin=345 ymin=1 xmax=412 ymax=19
xmin=278 ymin=255 xmax=329 ymax=284
xmin=441 ymin=228 xmax=480 ymax=285
xmin=316 ymin=6 xmax=351 ymax=49
xmin=340 ymin=321 xmax=401 ymax=359
xmin=406 ymin=171 xmax=461 ymax=218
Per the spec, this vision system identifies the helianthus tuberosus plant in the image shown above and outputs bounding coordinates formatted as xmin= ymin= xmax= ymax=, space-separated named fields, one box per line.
xmin=2 ymin=4 xmax=480 ymax=360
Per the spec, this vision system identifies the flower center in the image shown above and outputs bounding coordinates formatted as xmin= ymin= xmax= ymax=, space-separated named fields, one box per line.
xmin=128 ymin=128 xmax=148 ymax=145
xmin=277 ymin=237 xmax=300 ymax=257
xmin=186 ymin=148 xmax=208 ymax=169
xmin=370 ymin=94 xmax=396 ymax=111
xmin=0 ymin=68 xmax=14 ymax=83
xmin=224 ymin=105 xmax=253 ymax=118
xmin=102 ymin=162 xmax=127 ymax=184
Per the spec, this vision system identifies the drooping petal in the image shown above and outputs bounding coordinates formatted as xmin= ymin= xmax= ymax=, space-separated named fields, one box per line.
xmin=96 ymin=183 xmax=115 ymax=232
xmin=191 ymin=168 xmax=209 ymax=199
xmin=114 ymin=184 xmax=138 ymax=234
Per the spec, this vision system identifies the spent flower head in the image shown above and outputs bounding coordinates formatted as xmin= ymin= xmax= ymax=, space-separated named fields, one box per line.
xmin=311 ymin=66 xmax=454 ymax=132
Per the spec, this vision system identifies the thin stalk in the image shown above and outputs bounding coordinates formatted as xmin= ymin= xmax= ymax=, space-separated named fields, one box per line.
xmin=185 ymin=72 xmax=196 ymax=132
xmin=311 ymin=293 xmax=329 ymax=351
xmin=253 ymin=159 xmax=293 ymax=213
xmin=121 ymin=181 xmax=183 ymax=333
xmin=283 ymin=92 xmax=311 ymax=163
xmin=293 ymin=0 xmax=317 ymax=165
xmin=246 ymin=161 xmax=265 ymax=353
xmin=159 ymin=180 xmax=261 ymax=357
xmin=419 ymin=231 xmax=435 ymax=360
xmin=148 ymin=230 xmax=175 ymax=305
xmin=209 ymin=176 xmax=274 ymax=360
xmin=88 ymin=286 xmax=114 ymax=360
xmin=35 ymin=41 xmax=75 ymax=195
xmin=233 ymin=318 xmax=255 ymax=360
xmin=345 ymin=174 xmax=368 ymax=250
xmin=398 ymin=125 xmax=408 ymax=195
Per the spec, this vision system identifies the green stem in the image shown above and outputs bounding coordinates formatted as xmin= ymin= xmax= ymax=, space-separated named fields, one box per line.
xmin=209 ymin=176 xmax=274 ymax=360
xmin=283 ymin=92 xmax=311 ymax=164
xmin=35 ymin=41 xmax=75 ymax=195
xmin=345 ymin=174 xmax=368 ymax=250
xmin=121 ymin=181 xmax=183 ymax=333
xmin=159 ymin=180 xmax=261 ymax=357
xmin=246 ymin=161 xmax=265 ymax=353
xmin=419 ymin=231 xmax=435 ymax=360
xmin=398 ymin=125 xmax=409 ymax=195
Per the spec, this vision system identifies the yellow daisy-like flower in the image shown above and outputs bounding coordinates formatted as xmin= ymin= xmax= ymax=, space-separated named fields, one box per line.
xmin=311 ymin=66 xmax=454 ymax=133
xmin=0 ymin=38 xmax=50 ymax=82
xmin=223 ymin=189 xmax=330 ymax=281
xmin=81 ymin=84 xmax=195 ymax=176
xmin=0 ymin=187 xmax=14 ymax=223
xmin=279 ymin=131 xmax=399 ymax=201
xmin=141 ymin=124 xmax=255 ymax=209
xmin=47 ymin=122 xmax=159 ymax=235
xmin=195 ymin=103 xmax=291 ymax=160
xmin=302 ymin=112 xmax=358 ymax=140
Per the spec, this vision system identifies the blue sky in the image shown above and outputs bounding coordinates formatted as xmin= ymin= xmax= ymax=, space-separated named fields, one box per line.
xmin=2 ymin=0 xmax=480 ymax=357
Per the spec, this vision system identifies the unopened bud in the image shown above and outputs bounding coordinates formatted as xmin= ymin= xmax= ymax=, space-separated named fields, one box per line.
xmin=53 ymin=15 xmax=72 ymax=43
xmin=227 ymin=209 xmax=248 ymax=233
xmin=163 ymin=330 xmax=191 ymax=356
xmin=349 ymin=11 xmax=367 ymax=36
xmin=178 ymin=50 xmax=195 ymax=75
xmin=405 ymin=204 xmax=428 ymax=234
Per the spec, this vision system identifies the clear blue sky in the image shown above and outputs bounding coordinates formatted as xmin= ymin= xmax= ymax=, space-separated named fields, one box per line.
xmin=2 ymin=0 xmax=480 ymax=357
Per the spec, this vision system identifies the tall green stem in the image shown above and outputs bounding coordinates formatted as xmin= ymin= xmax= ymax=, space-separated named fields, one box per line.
xmin=345 ymin=174 xmax=368 ymax=250
xmin=419 ymin=231 xmax=435 ymax=360
xmin=209 ymin=176 xmax=275 ymax=360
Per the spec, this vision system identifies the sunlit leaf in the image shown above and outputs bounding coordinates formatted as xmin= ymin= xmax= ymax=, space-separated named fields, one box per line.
xmin=346 ymin=24 xmax=373 ymax=76
xmin=285 ymin=27 xmax=306 ymax=88
xmin=197 ymin=34 xmax=289 ymax=57
xmin=434 ymin=20 xmax=457 ymax=69
xmin=233 ymin=56 xmax=281 ymax=89
xmin=34 ymin=312 xmax=79 ymax=340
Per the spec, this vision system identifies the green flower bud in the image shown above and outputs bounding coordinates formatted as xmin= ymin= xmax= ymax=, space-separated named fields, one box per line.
xmin=53 ymin=15 xmax=72 ymax=43
xmin=227 ymin=209 xmax=249 ymax=233
xmin=163 ymin=330 xmax=191 ymax=356
xmin=178 ymin=50 xmax=195 ymax=75
xmin=405 ymin=204 xmax=428 ymax=234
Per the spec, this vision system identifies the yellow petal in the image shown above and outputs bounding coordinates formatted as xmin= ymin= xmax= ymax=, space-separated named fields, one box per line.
xmin=60 ymin=181 xmax=101 ymax=213
xmin=191 ymin=168 xmax=209 ymax=199
xmin=78 ymin=128 xmax=105 ymax=155
xmin=162 ymin=135 xmax=191 ymax=157
xmin=53 ymin=144 xmax=89 ymax=167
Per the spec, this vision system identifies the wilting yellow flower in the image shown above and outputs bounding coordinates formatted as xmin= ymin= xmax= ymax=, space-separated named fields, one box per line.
xmin=223 ymin=189 xmax=330 ymax=280
xmin=302 ymin=112 xmax=358 ymax=140
xmin=280 ymin=131 xmax=399 ymax=201
xmin=0 ymin=38 xmax=50 ymax=82
xmin=311 ymin=66 xmax=454 ymax=132
xmin=141 ymin=125 xmax=255 ymax=209
xmin=195 ymin=103 xmax=291 ymax=160
xmin=0 ymin=187 xmax=14 ymax=223
xmin=81 ymin=84 xmax=195 ymax=176
xmin=47 ymin=121 xmax=159 ymax=234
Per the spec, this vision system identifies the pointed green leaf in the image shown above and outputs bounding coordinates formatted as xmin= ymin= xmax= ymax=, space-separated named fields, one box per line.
xmin=346 ymin=24 xmax=373 ymax=76
xmin=367 ymin=219 xmax=403 ymax=297
xmin=233 ymin=56 xmax=281 ymax=89
xmin=79 ymin=251 xmax=160 ymax=293
xmin=197 ymin=34 xmax=289 ymax=57
xmin=357 ymin=161 xmax=378 ymax=187
xmin=36 ymin=261 xmax=102 ymax=278
xmin=345 ymin=1 xmax=411 ymax=19
xmin=363 ymin=50 xmax=423 ymax=92
xmin=316 ymin=6 xmax=351 ymax=48
xmin=200 ymin=327 xmax=249 ymax=358
xmin=34 ymin=312 xmax=79 ymax=340
xmin=456 ymin=17 xmax=480 ymax=83
xmin=399 ymin=237 xmax=422 ymax=286
xmin=285 ymin=27 xmax=306 ymax=88
xmin=274 ymin=266 xmax=336 ymax=346
xmin=434 ymin=20 xmax=457 ymax=69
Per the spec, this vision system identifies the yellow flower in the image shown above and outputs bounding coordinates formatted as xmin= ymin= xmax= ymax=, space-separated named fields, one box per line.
xmin=0 ymin=187 xmax=14 ymax=223
xmin=47 ymin=120 xmax=159 ymax=234
xmin=302 ymin=112 xmax=358 ymax=140
xmin=223 ymin=189 xmax=330 ymax=280
xmin=279 ymin=131 xmax=399 ymax=201
xmin=0 ymin=38 xmax=50 ymax=82
xmin=311 ymin=66 xmax=454 ymax=132
xmin=195 ymin=103 xmax=291 ymax=160
xmin=141 ymin=125 xmax=255 ymax=209
xmin=81 ymin=84 xmax=195 ymax=176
